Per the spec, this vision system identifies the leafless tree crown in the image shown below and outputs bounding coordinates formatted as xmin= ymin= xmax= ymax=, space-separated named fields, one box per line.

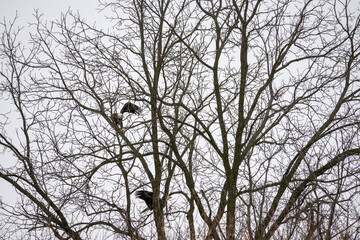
xmin=1 ymin=0 xmax=360 ymax=239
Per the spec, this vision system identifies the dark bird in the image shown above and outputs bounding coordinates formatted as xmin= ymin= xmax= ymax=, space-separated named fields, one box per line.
xmin=120 ymin=102 xmax=141 ymax=114
xmin=135 ymin=190 xmax=171 ymax=212
xmin=111 ymin=113 xmax=123 ymax=128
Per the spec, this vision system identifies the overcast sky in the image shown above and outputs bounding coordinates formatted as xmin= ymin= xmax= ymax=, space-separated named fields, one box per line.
xmin=0 ymin=0 xmax=106 ymax=206
xmin=0 ymin=0 xmax=105 ymax=26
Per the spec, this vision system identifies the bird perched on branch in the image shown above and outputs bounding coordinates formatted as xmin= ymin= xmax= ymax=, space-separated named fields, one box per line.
xmin=135 ymin=190 xmax=171 ymax=212
xmin=111 ymin=113 xmax=123 ymax=128
xmin=120 ymin=102 xmax=141 ymax=114
xmin=111 ymin=102 xmax=141 ymax=128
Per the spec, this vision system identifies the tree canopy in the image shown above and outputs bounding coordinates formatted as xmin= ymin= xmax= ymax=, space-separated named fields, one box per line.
xmin=1 ymin=0 xmax=360 ymax=239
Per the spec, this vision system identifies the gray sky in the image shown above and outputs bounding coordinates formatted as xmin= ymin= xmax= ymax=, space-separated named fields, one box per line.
xmin=0 ymin=0 xmax=106 ymax=206
xmin=0 ymin=0 xmax=105 ymax=26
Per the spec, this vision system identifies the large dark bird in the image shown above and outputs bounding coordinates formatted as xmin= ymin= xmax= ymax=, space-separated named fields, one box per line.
xmin=111 ymin=113 xmax=123 ymax=128
xmin=135 ymin=190 xmax=171 ymax=212
xmin=120 ymin=102 xmax=141 ymax=114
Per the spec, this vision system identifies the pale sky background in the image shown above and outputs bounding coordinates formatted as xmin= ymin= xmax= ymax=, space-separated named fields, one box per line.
xmin=0 ymin=0 xmax=104 ymax=24
xmin=1 ymin=0 xmax=360 ymax=238
xmin=0 ymin=0 xmax=107 ymax=206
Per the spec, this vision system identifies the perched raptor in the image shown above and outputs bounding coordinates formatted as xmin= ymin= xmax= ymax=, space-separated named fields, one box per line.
xmin=111 ymin=102 xmax=141 ymax=128
xmin=135 ymin=190 xmax=171 ymax=212
xmin=111 ymin=113 xmax=123 ymax=128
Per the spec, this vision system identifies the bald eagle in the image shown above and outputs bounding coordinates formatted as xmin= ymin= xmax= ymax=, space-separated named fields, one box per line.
xmin=121 ymin=102 xmax=141 ymax=114
xmin=111 ymin=113 xmax=123 ymax=128
xmin=135 ymin=190 xmax=171 ymax=211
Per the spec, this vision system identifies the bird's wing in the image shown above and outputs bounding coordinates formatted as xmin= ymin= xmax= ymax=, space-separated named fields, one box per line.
xmin=120 ymin=103 xmax=129 ymax=113
xmin=136 ymin=191 xmax=153 ymax=209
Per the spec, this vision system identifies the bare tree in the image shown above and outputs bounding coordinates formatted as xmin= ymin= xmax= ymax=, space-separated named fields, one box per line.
xmin=1 ymin=0 xmax=360 ymax=239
